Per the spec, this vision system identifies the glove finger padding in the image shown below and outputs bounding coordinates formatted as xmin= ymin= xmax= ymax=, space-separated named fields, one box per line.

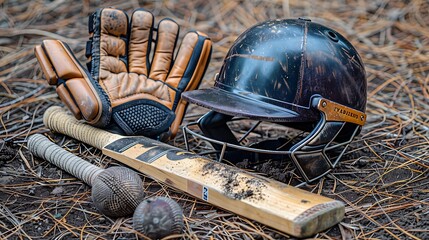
xmin=148 ymin=17 xmax=179 ymax=81
xmin=128 ymin=10 xmax=153 ymax=76
xmin=165 ymin=30 xmax=212 ymax=137
xmin=34 ymin=40 xmax=111 ymax=127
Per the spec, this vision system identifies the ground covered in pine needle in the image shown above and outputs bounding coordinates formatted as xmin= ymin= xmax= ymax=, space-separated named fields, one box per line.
xmin=1 ymin=0 xmax=428 ymax=239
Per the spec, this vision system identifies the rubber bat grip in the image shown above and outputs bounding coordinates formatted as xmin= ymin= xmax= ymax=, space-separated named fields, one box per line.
xmin=27 ymin=133 xmax=102 ymax=185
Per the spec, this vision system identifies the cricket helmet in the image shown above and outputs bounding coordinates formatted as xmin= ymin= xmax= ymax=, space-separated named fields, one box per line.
xmin=182 ymin=18 xmax=367 ymax=183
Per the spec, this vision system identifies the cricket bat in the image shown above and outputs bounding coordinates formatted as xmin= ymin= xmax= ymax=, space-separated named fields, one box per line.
xmin=43 ymin=106 xmax=344 ymax=238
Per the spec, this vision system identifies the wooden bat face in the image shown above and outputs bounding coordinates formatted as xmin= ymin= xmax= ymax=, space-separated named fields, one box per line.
xmin=43 ymin=106 xmax=345 ymax=238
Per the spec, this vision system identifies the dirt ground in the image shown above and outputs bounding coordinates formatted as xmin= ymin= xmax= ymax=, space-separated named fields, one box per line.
xmin=1 ymin=0 xmax=428 ymax=239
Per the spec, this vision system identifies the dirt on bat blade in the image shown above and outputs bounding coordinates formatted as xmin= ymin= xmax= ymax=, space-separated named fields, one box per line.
xmin=201 ymin=161 xmax=267 ymax=201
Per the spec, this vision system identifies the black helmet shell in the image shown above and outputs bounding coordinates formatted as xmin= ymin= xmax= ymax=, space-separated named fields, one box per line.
xmin=182 ymin=18 xmax=366 ymax=124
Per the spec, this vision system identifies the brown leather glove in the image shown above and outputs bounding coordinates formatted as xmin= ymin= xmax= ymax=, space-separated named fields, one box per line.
xmin=35 ymin=8 xmax=212 ymax=140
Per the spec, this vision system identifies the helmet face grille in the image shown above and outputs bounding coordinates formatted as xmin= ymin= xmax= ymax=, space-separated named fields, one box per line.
xmin=290 ymin=117 xmax=361 ymax=182
xmin=183 ymin=97 xmax=365 ymax=184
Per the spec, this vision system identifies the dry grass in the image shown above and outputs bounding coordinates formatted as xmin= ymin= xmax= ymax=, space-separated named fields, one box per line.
xmin=0 ymin=0 xmax=428 ymax=239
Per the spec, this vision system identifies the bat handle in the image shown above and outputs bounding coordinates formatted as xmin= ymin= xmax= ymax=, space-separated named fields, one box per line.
xmin=27 ymin=134 xmax=103 ymax=185
xmin=43 ymin=106 xmax=122 ymax=150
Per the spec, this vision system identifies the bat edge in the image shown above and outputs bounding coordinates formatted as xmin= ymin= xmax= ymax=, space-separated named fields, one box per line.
xmin=293 ymin=200 xmax=345 ymax=237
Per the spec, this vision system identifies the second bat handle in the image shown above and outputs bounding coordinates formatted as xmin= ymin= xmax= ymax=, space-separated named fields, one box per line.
xmin=27 ymin=134 xmax=103 ymax=185
xmin=43 ymin=106 xmax=122 ymax=150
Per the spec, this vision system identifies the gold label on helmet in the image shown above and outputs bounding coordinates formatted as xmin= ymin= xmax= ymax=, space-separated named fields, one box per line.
xmin=333 ymin=107 xmax=359 ymax=119
xmin=317 ymin=98 xmax=366 ymax=126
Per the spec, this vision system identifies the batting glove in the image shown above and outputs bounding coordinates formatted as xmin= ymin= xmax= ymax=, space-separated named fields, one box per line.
xmin=35 ymin=8 xmax=212 ymax=140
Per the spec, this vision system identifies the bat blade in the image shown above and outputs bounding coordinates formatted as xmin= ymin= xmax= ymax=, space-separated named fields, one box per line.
xmin=43 ymin=106 xmax=344 ymax=238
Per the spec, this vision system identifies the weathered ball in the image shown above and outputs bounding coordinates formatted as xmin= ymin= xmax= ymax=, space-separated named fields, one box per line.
xmin=91 ymin=166 xmax=145 ymax=217
xmin=133 ymin=196 xmax=183 ymax=239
